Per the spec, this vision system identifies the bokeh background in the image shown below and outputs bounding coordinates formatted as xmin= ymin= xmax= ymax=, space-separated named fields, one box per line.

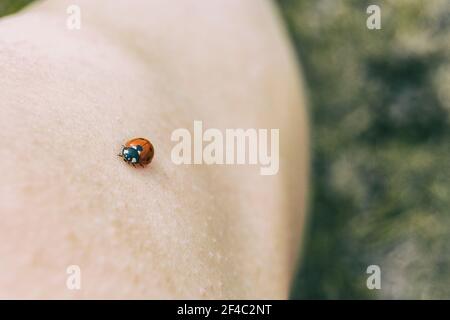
xmin=2 ymin=0 xmax=449 ymax=299
xmin=280 ymin=0 xmax=450 ymax=299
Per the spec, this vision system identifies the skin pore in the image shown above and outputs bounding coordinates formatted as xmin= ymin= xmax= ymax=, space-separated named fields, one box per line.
xmin=0 ymin=0 xmax=308 ymax=298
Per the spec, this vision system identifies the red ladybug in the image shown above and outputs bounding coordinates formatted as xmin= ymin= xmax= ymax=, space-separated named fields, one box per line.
xmin=118 ymin=138 xmax=154 ymax=167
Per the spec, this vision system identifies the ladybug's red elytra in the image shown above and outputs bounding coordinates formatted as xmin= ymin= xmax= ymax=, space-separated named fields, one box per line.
xmin=118 ymin=137 xmax=154 ymax=167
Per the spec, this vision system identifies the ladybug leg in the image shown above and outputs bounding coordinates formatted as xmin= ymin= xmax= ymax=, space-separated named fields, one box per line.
xmin=132 ymin=163 xmax=136 ymax=168
xmin=139 ymin=163 xmax=145 ymax=168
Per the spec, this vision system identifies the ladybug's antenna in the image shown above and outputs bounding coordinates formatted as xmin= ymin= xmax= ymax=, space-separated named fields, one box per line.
xmin=117 ymin=145 xmax=126 ymax=157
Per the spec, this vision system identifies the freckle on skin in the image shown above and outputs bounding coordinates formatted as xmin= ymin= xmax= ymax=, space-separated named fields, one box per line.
xmin=66 ymin=232 xmax=79 ymax=244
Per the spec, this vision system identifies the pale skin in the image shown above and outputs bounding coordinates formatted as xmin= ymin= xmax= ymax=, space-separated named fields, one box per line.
xmin=0 ymin=0 xmax=309 ymax=299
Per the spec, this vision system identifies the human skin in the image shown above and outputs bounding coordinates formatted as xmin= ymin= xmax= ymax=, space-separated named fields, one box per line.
xmin=0 ymin=0 xmax=308 ymax=299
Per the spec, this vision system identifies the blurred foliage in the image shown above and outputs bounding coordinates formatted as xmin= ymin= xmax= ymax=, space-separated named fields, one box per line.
xmin=279 ymin=0 xmax=450 ymax=299
xmin=2 ymin=0 xmax=449 ymax=300
xmin=0 ymin=0 xmax=34 ymax=17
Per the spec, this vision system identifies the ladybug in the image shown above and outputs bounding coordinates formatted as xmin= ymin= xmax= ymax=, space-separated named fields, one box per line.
xmin=118 ymin=137 xmax=154 ymax=167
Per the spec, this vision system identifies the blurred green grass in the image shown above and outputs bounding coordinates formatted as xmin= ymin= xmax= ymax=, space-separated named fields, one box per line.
xmin=2 ymin=0 xmax=449 ymax=299
xmin=0 ymin=0 xmax=34 ymax=17
xmin=280 ymin=0 xmax=450 ymax=299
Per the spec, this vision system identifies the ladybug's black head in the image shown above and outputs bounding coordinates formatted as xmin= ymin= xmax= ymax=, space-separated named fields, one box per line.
xmin=122 ymin=145 xmax=143 ymax=163
xmin=122 ymin=147 xmax=137 ymax=162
